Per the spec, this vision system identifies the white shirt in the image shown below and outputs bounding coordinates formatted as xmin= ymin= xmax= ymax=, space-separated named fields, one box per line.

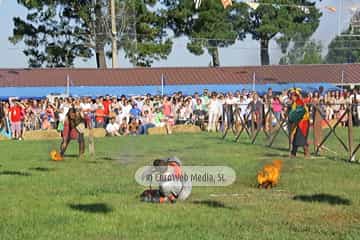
xmin=123 ymin=104 xmax=132 ymax=115
xmin=208 ymin=99 xmax=219 ymax=112
xmin=106 ymin=122 xmax=120 ymax=133
xmin=80 ymin=103 xmax=92 ymax=112
xmin=59 ymin=104 xmax=70 ymax=122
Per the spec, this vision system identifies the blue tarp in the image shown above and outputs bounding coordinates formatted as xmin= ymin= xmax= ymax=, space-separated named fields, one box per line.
xmin=0 ymin=83 xmax=340 ymax=99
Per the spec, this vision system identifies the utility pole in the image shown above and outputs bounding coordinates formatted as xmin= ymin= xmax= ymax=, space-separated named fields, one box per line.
xmin=111 ymin=0 xmax=119 ymax=68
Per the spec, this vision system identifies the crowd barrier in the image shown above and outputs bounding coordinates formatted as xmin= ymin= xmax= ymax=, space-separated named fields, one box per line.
xmin=221 ymin=103 xmax=360 ymax=162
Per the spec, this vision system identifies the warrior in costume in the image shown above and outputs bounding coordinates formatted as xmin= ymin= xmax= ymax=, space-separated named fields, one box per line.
xmin=288 ymin=89 xmax=310 ymax=157
xmin=60 ymin=108 xmax=86 ymax=158
xmin=140 ymin=157 xmax=192 ymax=203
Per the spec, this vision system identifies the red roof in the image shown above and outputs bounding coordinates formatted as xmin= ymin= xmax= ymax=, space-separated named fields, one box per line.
xmin=0 ymin=64 xmax=359 ymax=87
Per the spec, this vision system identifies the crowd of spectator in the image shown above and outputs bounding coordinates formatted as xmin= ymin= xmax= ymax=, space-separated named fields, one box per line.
xmin=0 ymin=87 xmax=359 ymax=140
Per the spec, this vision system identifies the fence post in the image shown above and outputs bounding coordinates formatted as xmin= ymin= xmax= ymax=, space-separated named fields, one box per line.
xmin=313 ymin=103 xmax=322 ymax=155
xmin=267 ymin=103 xmax=272 ymax=139
xmin=348 ymin=103 xmax=354 ymax=161
xmin=251 ymin=112 xmax=255 ymax=138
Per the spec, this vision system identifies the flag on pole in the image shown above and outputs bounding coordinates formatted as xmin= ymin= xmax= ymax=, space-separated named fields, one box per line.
xmin=221 ymin=0 xmax=232 ymax=9
xmin=325 ymin=6 xmax=337 ymax=13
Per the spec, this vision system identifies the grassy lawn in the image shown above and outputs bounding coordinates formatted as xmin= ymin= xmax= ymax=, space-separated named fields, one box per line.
xmin=0 ymin=130 xmax=360 ymax=240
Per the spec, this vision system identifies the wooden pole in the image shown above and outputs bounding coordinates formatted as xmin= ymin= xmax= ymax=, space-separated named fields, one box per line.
xmin=267 ymin=103 xmax=272 ymax=138
xmin=313 ymin=103 xmax=322 ymax=155
xmin=348 ymin=103 xmax=354 ymax=161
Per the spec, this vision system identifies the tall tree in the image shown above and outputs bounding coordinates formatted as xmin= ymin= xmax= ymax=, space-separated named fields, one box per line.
xmin=10 ymin=0 xmax=172 ymax=68
xmin=121 ymin=0 xmax=172 ymax=67
xmin=326 ymin=33 xmax=360 ymax=64
xmin=162 ymin=0 xmax=248 ymax=67
xmin=279 ymin=40 xmax=323 ymax=64
xmin=326 ymin=10 xmax=360 ymax=64
xmin=245 ymin=0 xmax=322 ymax=65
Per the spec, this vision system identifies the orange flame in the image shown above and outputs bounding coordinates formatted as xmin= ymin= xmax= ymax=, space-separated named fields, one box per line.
xmin=257 ymin=160 xmax=282 ymax=189
xmin=50 ymin=150 xmax=63 ymax=161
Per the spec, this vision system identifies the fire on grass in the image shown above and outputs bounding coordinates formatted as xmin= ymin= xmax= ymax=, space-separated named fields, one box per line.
xmin=50 ymin=150 xmax=63 ymax=161
xmin=257 ymin=160 xmax=283 ymax=189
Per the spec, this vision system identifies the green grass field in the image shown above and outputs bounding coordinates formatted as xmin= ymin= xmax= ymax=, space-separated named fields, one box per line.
xmin=0 ymin=130 xmax=360 ymax=240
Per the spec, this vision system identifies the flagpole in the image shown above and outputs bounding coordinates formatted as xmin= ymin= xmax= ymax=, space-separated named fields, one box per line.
xmin=252 ymin=72 xmax=256 ymax=92
xmin=161 ymin=73 xmax=164 ymax=96
xmin=66 ymin=74 xmax=70 ymax=96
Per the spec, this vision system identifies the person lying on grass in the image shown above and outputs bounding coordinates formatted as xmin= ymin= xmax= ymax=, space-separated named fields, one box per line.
xmin=140 ymin=157 xmax=192 ymax=203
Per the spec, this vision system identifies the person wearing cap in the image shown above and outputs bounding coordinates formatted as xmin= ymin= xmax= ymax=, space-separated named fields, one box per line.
xmin=288 ymin=89 xmax=310 ymax=158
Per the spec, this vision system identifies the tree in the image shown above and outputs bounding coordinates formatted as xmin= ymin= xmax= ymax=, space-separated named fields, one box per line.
xmin=279 ymin=40 xmax=323 ymax=64
xmin=326 ymin=33 xmax=360 ymax=64
xmin=162 ymin=0 xmax=248 ymax=67
xmin=326 ymin=10 xmax=360 ymax=64
xmin=245 ymin=0 xmax=322 ymax=65
xmin=10 ymin=0 xmax=172 ymax=68
xmin=122 ymin=0 xmax=172 ymax=67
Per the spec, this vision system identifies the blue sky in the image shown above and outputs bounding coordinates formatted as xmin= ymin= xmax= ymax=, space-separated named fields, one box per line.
xmin=0 ymin=0 xmax=356 ymax=68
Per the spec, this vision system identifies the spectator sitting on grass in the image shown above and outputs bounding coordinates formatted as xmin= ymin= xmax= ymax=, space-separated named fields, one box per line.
xmin=119 ymin=118 xmax=129 ymax=135
xmin=138 ymin=110 xmax=155 ymax=135
xmin=129 ymin=118 xmax=139 ymax=135
xmin=154 ymin=107 xmax=172 ymax=134
xmin=106 ymin=117 xmax=120 ymax=136
xmin=41 ymin=115 xmax=51 ymax=130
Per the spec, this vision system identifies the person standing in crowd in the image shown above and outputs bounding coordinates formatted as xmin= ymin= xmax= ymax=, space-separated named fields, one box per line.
xmin=80 ymin=97 xmax=93 ymax=127
xmin=9 ymin=100 xmax=24 ymax=140
xmin=272 ymin=96 xmax=282 ymax=122
xmin=0 ymin=102 xmax=6 ymax=135
xmin=354 ymin=88 xmax=360 ymax=126
xmin=249 ymin=93 xmax=263 ymax=130
xmin=95 ymin=105 xmax=105 ymax=128
xmin=162 ymin=96 xmax=173 ymax=133
xmin=288 ymin=89 xmax=310 ymax=158
xmin=207 ymin=92 xmax=220 ymax=132
xmin=201 ymin=89 xmax=209 ymax=113
xmin=102 ymin=95 xmax=112 ymax=125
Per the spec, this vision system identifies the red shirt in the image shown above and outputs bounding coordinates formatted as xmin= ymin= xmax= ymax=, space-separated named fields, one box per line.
xmin=103 ymin=100 xmax=111 ymax=116
xmin=95 ymin=109 xmax=105 ymax=123
xmin=9 ymin=105 xmax=22 ymax=122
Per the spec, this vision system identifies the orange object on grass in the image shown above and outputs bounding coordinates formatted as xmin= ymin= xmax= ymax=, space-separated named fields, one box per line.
xmin=257 ymin=160 xmax=283 ymax=189
xmin=50 ymin=150 xmax=63 ymax=161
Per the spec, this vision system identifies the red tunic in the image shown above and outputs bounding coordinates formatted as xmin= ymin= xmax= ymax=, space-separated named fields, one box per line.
xmin=62 ymin=119 xmax=79 ymax=141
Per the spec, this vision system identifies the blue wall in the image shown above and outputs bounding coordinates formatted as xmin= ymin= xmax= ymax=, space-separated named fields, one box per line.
xmin=0 ymin=83 xmax=339 ymax=99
